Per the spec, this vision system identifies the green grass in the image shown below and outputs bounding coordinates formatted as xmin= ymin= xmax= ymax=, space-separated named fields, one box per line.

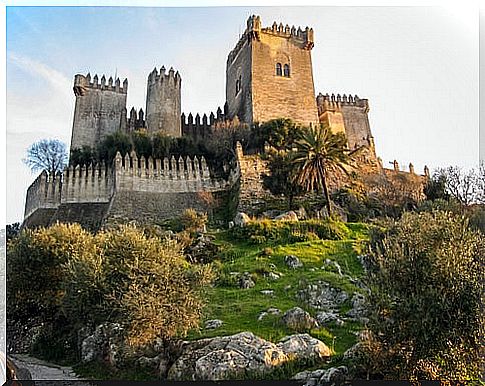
xmin=188 ymin=223 xmax=369 ymax=367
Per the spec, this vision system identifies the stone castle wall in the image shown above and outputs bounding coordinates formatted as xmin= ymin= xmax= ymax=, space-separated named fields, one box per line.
xmin=23 ymin=151 xmax=239 ymax=230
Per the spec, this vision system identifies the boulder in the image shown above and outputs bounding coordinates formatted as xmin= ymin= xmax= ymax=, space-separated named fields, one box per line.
xmin=276 ymin=334 xmax=331 ymax=362
xmin=260 ymin=290 xmax=274 ymax=296
xmin=205 ymin=319 xmax=223 ymax=330
xmin=233 ymin=212 xmax=251 ymax=227
xmin=266 ymin=272 xmax=280 ymax=280
xmin=292 ymin=366 xmax=348 ymax=385
xmin=285 ymin=255 xmax=303 ymax=269
xmin=297 ymin=281 xmax=349 ymax=311
xmin=274 ymin=211 xmax=299 ymax=221
xmin=81 ymin=323 xmax=125 ymax=367
xmin=167 ymin=332 xmax=288 ymax=381
xmin=282 ymin=307 xmax=319 ymax=331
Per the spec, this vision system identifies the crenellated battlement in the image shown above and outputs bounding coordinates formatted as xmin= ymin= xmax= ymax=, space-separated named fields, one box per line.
xmin=73 ymin=73 xmax=128 ymax=96
xmin=61 ymin=162 xmax=114 ymax=203
xmin=24 ymin=171 xmax=62 ymax=219
xmin=127 ymin=107 xmax=146 ymax=131
xmin=181 ymin=103 xmax=241 ymax=139
xmin=316 ymin=93 xmax=369 ymax=114
xmin=147 ymin=66 xmax=181 ymax=88
xmin=228 ymin=15 xmax=314 ymax=64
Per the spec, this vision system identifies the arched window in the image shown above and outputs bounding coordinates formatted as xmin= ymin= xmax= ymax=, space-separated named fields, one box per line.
xmin=283 ymin=64 xmax=290 ymax=77
xmin=276 ymin=63 xmax=282 ymax=76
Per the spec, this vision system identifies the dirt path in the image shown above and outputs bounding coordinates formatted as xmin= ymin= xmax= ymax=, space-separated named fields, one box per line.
xmin=9 ymin=354 xmax=92 ymax=385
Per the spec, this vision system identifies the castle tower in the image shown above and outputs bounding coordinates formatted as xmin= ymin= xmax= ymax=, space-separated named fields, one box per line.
xmin=145 ymin=66 xmax=182 ymax=137
xmin=316 ymin=93 xmax=374 ymax=153
xmin=226 ymin=15 xmax=319 ymax=126
xmin=70 ymin=73 xmax=128 ymax=152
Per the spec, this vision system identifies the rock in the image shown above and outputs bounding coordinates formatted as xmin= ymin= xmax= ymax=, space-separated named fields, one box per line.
xmin=81 ymin=323 xmax=125 ymax=367
xmin=346 ymin=293 xmax=367 ymax=322
xmin=136 ymin=355 xmax=161 ymax=372
xmin=266 ymin=272 xmax=280 ymax=280
xmin=228 ymin=221 xmax=234 ymax=229
xmin=282 ymin=307 xmax=319 ymax=331
xmin=315 ymin=311 xmax=345 ymax=327
xmin=297 ymin=281 xmax=348 ymax=311
xmin=257 ymin=307 xmax=281 ymax=321
xmin=274 ymin=211 xmax=299 ymax=221
xmin=233 ymin=212 xmax=251 ymax=227
xmin=343 ymin=342 xmax=363 ymax=361
xmin=158 ymin=357 xmax=171 ymax=378
xmin=320 ymin=366 xmax=349 ymax=383
xmin=292 ymin=366 xmax=348 ymax=385
xmin=239 ymin=272 xmax=255 ymax=289
xmin=276 ymin=334 xmax=331 ymax=362
xmin=205 ymin=319 xmax=223 ymax=330
xmin=285 ymin=255 xmax=303 ymax=269
xmin=260 ymin=290 xmax=274 ymax=296
xmin=167 ymin=332 xmax=288 ymax=381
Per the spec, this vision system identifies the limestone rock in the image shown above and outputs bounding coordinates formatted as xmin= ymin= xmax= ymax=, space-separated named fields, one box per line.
xmin=315 ymin=311 xmax=345 ymax=327
xmin=322 ymin=258 xmax=343 ymax=276
xmin=205 ymin=319 xmax=223 ymax=330
xmin=297 ymin=281 xmax=349 ymax=311
xmin=285 ymin=255 xmax=303 ymax=269
xmin=136 ymin=355 xmax=161 ymax=372
xmin=274 ymin=210 xmax=299 ymax=221
xmin=282 ymin=307 xmax=318 ymax=331
xmin=276 ymin=334 xmax=331 ymax=362
xmin=233 ymin=212 xmax=251 ymax=227
xmin=167 ymin=332 xmax=288 ymax=381
xmin=292 ymin=366 xmax=348 ymax=385
xmin=81 ymin=323 xmax=125 ymax=367
xmin=346 ymin=293 xmax=367 ymax=322
xmin=257 ymin=307 xmax=281 ymax=321
xmin=239 ymin=272 xmax=255 ymax=289
xmin=266 ymin=272 xmax=280 ymax=280
xmin=260 ymin=289 xmax=274 ymax=296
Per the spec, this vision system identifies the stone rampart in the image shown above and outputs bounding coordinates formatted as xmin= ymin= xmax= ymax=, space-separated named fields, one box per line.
xmin=24 ymin=171 xmax=62 ymax=220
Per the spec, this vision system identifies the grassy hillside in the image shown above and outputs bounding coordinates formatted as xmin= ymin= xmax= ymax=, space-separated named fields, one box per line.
xmin=187 ymin=222 xmax=370 ymax=364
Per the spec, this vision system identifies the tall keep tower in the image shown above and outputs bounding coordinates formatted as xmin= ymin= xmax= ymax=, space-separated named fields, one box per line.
xmin=226 ymin=15 xmax=319 ymax=126
xmin=70 ymin=73 xmax=128 ymax=152
xmin=146 ymin=66 xmax=182 ymax=137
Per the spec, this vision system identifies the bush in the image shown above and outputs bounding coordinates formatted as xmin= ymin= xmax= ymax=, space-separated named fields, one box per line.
xmin=229 ymin=218 xmax=350 ymax=245
xmin=7 ymin=223 xmax=214 ymax=357
xmin=180 ymin=208 xmax=208 ymax=234
xmin=356 ymin=211 xmax=484 ymax=380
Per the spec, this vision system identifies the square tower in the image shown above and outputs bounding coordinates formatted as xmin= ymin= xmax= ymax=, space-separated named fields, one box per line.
xmin=226 ymin=15 xmax=319 ymax=126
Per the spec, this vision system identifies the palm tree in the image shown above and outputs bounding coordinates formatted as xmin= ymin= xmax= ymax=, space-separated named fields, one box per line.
xmin=292 ymin=124 xmax=350 ymax=217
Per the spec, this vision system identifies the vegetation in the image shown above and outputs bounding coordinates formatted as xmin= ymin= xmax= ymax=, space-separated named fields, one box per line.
xmin=355 ymin=211 xmax=484 ymax=380
xmin=23 ymin=139 xmax=68 ymax=175
xmin=292 ymin=125 xmax=350 ymax=217
xmin=7 ymin=223 xmax=213 ymax=359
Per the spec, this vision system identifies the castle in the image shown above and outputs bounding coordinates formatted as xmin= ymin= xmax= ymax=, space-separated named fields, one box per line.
xmin=22 ymin=15 xmax=427 ymax=230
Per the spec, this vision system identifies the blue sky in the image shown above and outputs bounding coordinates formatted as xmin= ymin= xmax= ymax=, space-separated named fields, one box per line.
xmin=6 ymin=5 xmax=479 ymax=223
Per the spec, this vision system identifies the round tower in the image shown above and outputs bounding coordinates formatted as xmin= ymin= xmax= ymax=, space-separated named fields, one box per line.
xmin=146 ymin=66 xmax=182 ymax=137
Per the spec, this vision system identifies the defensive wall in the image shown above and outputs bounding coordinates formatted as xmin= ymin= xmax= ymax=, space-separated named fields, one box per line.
xmin=23 ymin=150 xmax=239 ymax=230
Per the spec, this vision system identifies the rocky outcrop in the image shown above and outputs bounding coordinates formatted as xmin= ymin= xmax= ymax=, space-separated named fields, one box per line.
xmin=274 ymin=211 xmax=299 ymax=221
xmin=167 ymin=332 xmax=331 ymax=381
xmin=282 ymin=307 xmax=319 ymax=331
xmin=292 ymin=365 xmax=349 ymax=385
xmin=297 ymin=281 xmax=349 ymax=311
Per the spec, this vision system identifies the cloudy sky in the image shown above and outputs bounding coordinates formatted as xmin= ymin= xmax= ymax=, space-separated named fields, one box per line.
xmin=5 ymin=5 xmax=479 ymax=223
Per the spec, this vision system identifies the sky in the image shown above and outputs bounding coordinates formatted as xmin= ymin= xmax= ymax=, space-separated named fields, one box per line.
xmin=5 ymin=5 xmax=480 ymax=224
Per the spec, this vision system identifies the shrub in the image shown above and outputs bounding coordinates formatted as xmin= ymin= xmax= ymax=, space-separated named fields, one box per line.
xmin=356 ymin=211 xmax=484 ymax=380
xmin=229 ymin=218 xmax=350 ymax=245
xmin=180 ymin=208 xmax=208 ymax=234
xmin=8 ymin=223 xmax=214 ymax=357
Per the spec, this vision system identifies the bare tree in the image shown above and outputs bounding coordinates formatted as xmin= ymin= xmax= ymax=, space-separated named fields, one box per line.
xmin=23 ymin=139 xmax=68 ymax=175
xmin=435 ymin=166 xmax=480 ymax=206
